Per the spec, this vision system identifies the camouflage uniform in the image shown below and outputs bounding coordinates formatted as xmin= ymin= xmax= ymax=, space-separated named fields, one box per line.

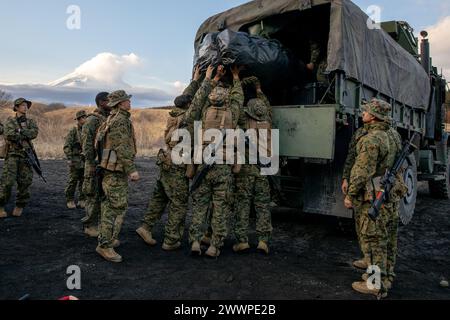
xmin=141 ymin=80 xmax=200 ymax=246
xmin=0 ymin=100 xmax=39 ymax=209
xmin=234 ymin=81 xmax=273 ymax=244
xmin=342 ymin=127 xmax=370 ymax=263
xmin=348 ymin=99 xmax=404 ymax=293
xmin=98 ymin=91 xmax=137 ymax=249
xmin=81 ymin=107 xmax=110 ymax=228
xmin=63 ymin=112 xmax=87 ymax=203
xmin=188 ymin=78 xmax=244 ymax=250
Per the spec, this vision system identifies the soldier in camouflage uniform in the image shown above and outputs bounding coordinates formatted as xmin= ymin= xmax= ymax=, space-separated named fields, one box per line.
xmin=64 ymin=110 xmax=88 ymax=209
xmin=81 ymin=92 xmax=110 ymax=237
xmin=233 ymin=76 xmax=273 ymax=255
xmin=96 ymin=90 xmax=139 ymax=263
xmin=344 ymin=99 xmax=406 ymax=298
xmin=188 ymin=64 xmax=244 ymax=258
xmin=0 ymin=98 xmax=39 ymax=218
xmin=136 ymin=66 xmax=202 ymax=251
xmin=342 ymin=126 xmax=370 ymax=270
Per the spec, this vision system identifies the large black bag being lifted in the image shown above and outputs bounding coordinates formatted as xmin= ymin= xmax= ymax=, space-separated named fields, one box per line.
xmin=194 ymin=29 xmax=305 ymax=89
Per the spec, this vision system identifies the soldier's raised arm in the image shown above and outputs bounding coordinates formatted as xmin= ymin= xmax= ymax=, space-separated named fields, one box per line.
xmin=182 ymin=65 xmax=201 ymax=97
xmin=229 ymin=65 xmax=245 ymax=128
xmin=184 ymin=65 xmax=218 ymax=123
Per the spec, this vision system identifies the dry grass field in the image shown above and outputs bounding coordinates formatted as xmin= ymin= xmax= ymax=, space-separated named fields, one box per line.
xmin=0 ymin=103 xmax=170 ymax=159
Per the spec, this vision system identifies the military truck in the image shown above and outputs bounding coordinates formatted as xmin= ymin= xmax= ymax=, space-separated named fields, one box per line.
xmin=194 ymin=0 xmax=450 ymax=224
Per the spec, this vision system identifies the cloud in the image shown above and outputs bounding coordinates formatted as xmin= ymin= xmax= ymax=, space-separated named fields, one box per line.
xmin=427 ymin=16 xmax=450 ymax=81
xmin=0 ymin=52 xmax=179 ymax=107
xmin=49 ymin=53 xmax=141 ymax=88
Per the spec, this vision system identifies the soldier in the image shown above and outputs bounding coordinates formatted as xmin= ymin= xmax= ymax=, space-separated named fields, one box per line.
xmin=64 ymin=110 xmax=88 ymax=209
xmin=0 ymin=98 xmax=39 ymax=218
xmin=96 ymin=90 xmax=139 ymax=263
xmin=81 ymin=92 xmax=110 ymax=237
xmin=233 ymin=76 xmax=273 ymax=255
xmin=344 ymin=98 xmax=406 ymax=298
xmin=342 ymin=126 xmax=370 ymax=270
xmin=136 ymin=66 xmax=202 ymax=251
xmin=188 ymin=64 xmax=244 ymax=258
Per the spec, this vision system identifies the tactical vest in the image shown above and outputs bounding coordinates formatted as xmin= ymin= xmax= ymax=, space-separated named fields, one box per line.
xmin=165 ymin=111 xmax=187 ymax=149
xmin=245 ymin=117 xmax=272 ymax=157
xmin=363 ymin=128 xmax=406 ymax=203
xmin=4 ymin=118 xmax=34 ymax=156
xmin=97 ymin=112 xmax=136 ymax=173
xmin=157 ymin=110 xmax=189 ymax=171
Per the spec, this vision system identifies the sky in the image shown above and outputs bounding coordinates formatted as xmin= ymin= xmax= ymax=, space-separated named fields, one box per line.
xmin=0 ymin=0 xmax=449 ymax=106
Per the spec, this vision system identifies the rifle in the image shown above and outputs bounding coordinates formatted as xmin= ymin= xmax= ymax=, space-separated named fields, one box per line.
xmin=190 ymin=129 xmax=227 ymax=194
xmin=15 ymin=118 xmax=47 ymax=183
xmin=368 ymin=133 xmax=418 ymax=221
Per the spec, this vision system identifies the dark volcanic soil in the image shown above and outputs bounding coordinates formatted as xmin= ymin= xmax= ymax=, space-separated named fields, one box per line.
xmin=0 ymin=159 xmax=449 ymax=300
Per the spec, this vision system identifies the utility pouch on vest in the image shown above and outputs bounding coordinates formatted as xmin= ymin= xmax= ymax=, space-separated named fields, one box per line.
xmin=100 ymin=149 xmax=111 ymax=169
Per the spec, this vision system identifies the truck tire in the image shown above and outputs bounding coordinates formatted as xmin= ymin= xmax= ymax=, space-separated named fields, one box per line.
xmin=429 ymin=149 xmax=450 ymax=199
xmin=399 ymin=155 xmax=418 ymax=225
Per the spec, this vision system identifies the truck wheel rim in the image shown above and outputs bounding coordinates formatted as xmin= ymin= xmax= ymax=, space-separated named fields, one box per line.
xmin=404 ymin=167 xmax=415 ymax=204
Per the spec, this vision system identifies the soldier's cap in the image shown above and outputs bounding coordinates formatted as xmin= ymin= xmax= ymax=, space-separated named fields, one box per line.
xmin=174 ymin=94 xmax=192 ymax=108
xmin=246 ymin=98 xmax=268 ymax=121
xmin=74 ymin=110 xmax=88 ymax=120
xmin=95 ymin=92 xmax=110 ymax=104
xmin=107 ymin=90 xmax=132 ymax=107
xmin=361 ymin=98 xmax=392 ymax=121
xmin=13 ymin=98 xmax=32 ymax=110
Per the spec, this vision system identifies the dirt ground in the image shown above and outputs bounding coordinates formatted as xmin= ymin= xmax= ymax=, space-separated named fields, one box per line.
xmin=0 ymin=159 xmax=449 ymax=300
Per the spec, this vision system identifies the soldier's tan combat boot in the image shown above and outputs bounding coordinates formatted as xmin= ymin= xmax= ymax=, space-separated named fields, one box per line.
xmin=0 ymin=207 xmax=7 ymax=219
xmin=136 ymin=226 xmax=157 ymax=246
xmin=113 ymin=240 xmax=121 ymax=248
xmin=191 ymin=241 xmax=202 ymax=256
xmin=257 ymin=241 xmax=270 ymax=255
xmin=361 ymin=273 xmax=392 ymax=290
xmin=84 ymin=226 xmax=99 ymax=238
xmin=352 ymin=258 xmax=368 ymax=270
xmin=162 ymin=241 xmax=181 ymax=251
xmin=96 ymin=246 xmax=122 ymax=263
xmin=232 ymin=242 xmax=251 ymax=253
xmin=352 ymin=281 xmax=387 ymax=299
xmin=67 ymin=201 xmax=76 ymax=209
xmin=12 ymin=207 xmax=23 ymax=217
xmin=78 ymin=201 xmax=86 ymax=209
xmin=205 ymin=245 xmax=221 ymax=258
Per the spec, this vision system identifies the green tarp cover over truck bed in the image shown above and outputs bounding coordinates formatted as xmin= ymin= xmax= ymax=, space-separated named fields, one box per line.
xmin=195 ymin=0 xmax=431 ymax=110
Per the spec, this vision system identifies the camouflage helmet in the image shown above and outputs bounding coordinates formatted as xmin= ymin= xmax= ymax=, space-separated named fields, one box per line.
xmin=246 ymin=98 xmax=269 ymax=121
xmin=361 ymin=98 xmax=392 ymax=121
xmin=208 ymin=86 xmax=229 ymax=107
xmin=74 ymin=110 xmax=87 ymax=120
xmin=13 ymin=98 xmax=32 ymax=111
xmin=107 ymin=90 xmax=132 ymax=107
